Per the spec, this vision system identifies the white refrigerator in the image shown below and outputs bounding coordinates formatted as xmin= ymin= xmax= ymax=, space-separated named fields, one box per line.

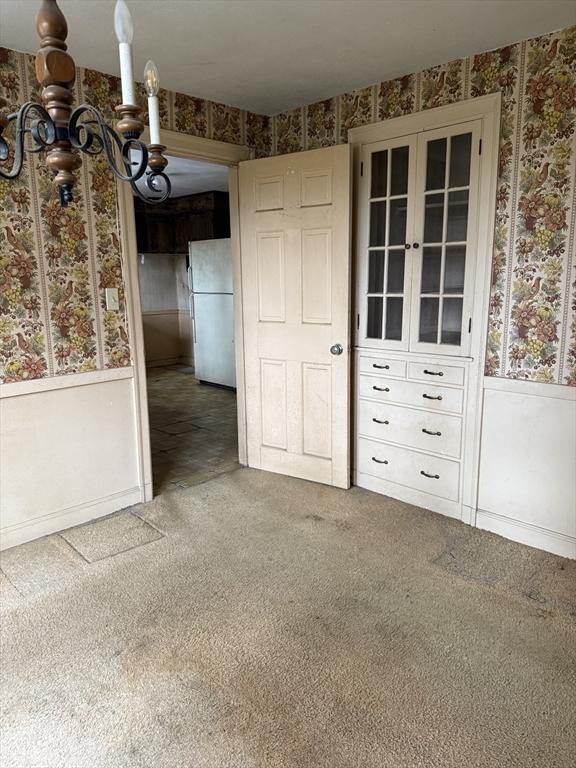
xmin=188 ymin=239 xmax=236 ymax=388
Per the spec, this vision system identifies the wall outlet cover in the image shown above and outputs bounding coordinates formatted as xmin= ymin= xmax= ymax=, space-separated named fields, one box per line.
xmin=105 ymin=287 xmax=120 ymax=311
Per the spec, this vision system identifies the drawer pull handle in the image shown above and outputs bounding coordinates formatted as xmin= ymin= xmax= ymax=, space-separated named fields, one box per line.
xmin=422 ymin=393 xmax=442 ymax=400
xmin=372 ymin=418 xmax=389 ymax=425
xmin=373 ymin=363 xmax=390 ymax=370
xmin=373 ymin=385 xmax=390 ymax=392
xmin=423 ymin=369 xmax=444 ymax=376
xmin=422 ymin=428 xmax=441 ymax=436
xmin=372 ymin=457 xmax=388 ymax=465
xmin=420 ymin=470 xmax=440 ymax=479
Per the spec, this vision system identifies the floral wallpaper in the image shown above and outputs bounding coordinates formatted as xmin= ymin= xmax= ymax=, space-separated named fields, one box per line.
xmin=270 ymin=26 xmax=576 ymax=386
xmin=0 ymin=48 xmax=271 ymax=384
xmin=1 ymin=27 xmax=574 ymax=386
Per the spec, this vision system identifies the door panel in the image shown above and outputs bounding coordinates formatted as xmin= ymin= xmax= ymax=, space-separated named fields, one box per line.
xmin=239 ymin=145 xmax=351 ymax=488
xmin=409 ymin=121 xmax=482 ymax=356
xmin=356 ymin=134 xmax=418 ymax=351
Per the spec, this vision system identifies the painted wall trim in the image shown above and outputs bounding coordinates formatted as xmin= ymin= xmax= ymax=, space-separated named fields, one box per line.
xmin=477 ymin=508 xmax=576 ymax=560
xmin=119 ymin=132 xmax=250 ymax=500
xmin=483 ymin=376 xmax=576 ymax=401
xmin=141 ymin=127 xmax=252 ymax=165
xmin=117 ymin=180 xmax=153 ymax=504
xmin=146 ymin=357 xmax=192 ymax=368
xmin=348 ymin=93 xmax=502 ymax=144
xmin=0 ymin=366 xmax=134 ymax=400
xmin=0 ymin=486 xmax=142 ymax=551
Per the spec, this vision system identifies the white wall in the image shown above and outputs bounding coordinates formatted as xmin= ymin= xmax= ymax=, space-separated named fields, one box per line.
xmin=477 ymin=378 xmax=576 ymax=559
xmin=138 ymin=253 xmax=193 ymax=367
xmin=0 ymin=371 xmax=142 ymax=550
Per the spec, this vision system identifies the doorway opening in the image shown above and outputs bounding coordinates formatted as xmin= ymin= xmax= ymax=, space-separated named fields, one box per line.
xmin=133 ymin=154 xmax=239 ymax=494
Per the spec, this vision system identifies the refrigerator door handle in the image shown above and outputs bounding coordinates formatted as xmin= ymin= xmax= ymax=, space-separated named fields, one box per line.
xmin=189 ymin=293 xmax=196 ymax=344
xmin=187 ymin=263 xmax=194 ymax=292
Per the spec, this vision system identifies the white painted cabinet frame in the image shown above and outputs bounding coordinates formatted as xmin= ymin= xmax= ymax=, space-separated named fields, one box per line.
xmin=119 ymin=129 xmax=251 ymax=502
xmin=349 ymin=93 xmax=501 ymax=523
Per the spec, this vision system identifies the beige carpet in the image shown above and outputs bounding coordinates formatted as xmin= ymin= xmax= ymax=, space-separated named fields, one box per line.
xmin=1 ymin=468 xmax=575 ymax=768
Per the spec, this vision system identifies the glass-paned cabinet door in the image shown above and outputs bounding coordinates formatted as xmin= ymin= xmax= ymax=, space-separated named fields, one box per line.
xmin=410 ymin=121 xmax=482 ymax=356
xmin=357 ymin=135 xmax=417 ymax=349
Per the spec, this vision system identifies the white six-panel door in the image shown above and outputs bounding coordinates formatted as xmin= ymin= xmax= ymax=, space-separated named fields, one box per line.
xmin=239 ymin=145 xmax=352 ymax=488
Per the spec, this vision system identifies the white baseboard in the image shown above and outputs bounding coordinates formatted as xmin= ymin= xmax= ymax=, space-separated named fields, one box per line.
xmin=476 ymin=508 xmax=576 ymax=560
xmin=146 ymin=357 xmax=193 ymax=369
xmin=0 ymin=487 xmax=143 ymax=551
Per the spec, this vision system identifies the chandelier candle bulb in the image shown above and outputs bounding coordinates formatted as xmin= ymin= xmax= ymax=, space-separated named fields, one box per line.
xmin=114 ymin=0 xmax=136 ymax=106
xmin=144 ymin=60 xmax=161 ymax=145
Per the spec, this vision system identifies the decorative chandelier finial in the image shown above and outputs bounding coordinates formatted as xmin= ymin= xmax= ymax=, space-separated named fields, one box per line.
xmin=0 ymin=0 xmax=171 ymax=206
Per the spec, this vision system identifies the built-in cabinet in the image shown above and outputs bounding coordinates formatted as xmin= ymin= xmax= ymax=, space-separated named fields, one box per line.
xmin=353 ymin=106 xmax=492 ymax=521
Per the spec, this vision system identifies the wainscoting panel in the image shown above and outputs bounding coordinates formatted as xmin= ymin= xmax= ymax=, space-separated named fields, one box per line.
xmin=477 ymin=378 xmax=576 ymax=558
xmin=0 ymin=374 xmax=142 ymax=549
xmin=142 ymin=310 xmax=193 ymax=367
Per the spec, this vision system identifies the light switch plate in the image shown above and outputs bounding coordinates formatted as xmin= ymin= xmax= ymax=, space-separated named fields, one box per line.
xmin=105 ymin=287 xmax=119 ymax=311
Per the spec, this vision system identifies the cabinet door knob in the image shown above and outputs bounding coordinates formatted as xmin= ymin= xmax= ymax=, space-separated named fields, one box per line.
xmin=413 ymin=242 xmax=420 ymax=248
xmin=405 ymin=243 xmax=411 ymax=249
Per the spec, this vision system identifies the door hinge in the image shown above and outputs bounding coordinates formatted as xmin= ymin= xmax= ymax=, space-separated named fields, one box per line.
xmin=478 ymin=139 xmax=482 ymax=155
xmin=357 ymin=313 xmax=360 ymax=330
xmin=468 ymin=317 xmax=472 ymax=333
xmin=360 ymin=161 xmax=364 ymax=177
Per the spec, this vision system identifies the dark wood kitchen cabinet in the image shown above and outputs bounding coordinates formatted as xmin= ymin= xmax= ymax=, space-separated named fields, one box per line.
xmin=134 ymin=191 xmax=230 ymax=253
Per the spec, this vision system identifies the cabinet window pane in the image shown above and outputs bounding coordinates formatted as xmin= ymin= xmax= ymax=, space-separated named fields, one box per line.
xmin=389 ymin=198 xmax=407 ymax=246
xmin=424 ymin=193 xmax=444 ymax=242
xmin=441 ymin=298 xmax=463 ymax=345
xmin=449 ymin=133 xmax=472 ymax=187
xmin=419 ymin=297 xmax=439 ymax=343
xmin=367 ymin=296 xmax=383 ymax=339
xmin=368 ymin=250 xmax=385 ymax=293
xmin=371 ymin=150 xmax=388 ymax=198
xmin=446 ymin=190 xmax=468 ymax=241
xmin=387 ymin=249 xmax=405 ymax=293
xmin=425 ymin=138 xmax=447 ymax=190
xmin=369 ymin=201 xmax=387 ymax=246
xmin=390 ymin=146 xmax=409 ymax=196
xmin=385 ymin=298 xmax=403 ymax=341
xmin=444 ymin=245 xmax=466 ymax=293
xmin=421 ymin=246 xmax=442 ymax=293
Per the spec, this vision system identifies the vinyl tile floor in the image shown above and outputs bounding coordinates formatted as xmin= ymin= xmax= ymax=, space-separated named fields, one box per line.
xmin=146 ymin=365 xmax=240 ymax=494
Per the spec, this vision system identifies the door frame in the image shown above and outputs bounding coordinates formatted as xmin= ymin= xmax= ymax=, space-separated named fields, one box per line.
xmin=349 ymin=93 xmax=501 ymax=524
xmin=118 ymin=128 xmax=251 ymax=502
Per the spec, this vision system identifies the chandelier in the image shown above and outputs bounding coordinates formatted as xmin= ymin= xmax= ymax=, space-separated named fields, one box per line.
xmin=0 ymin=0 xmax=171 ymax=206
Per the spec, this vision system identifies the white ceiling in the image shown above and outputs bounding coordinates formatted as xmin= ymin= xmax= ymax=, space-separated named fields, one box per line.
xmin=1 ymin=1 xmax=574 ymax=115
xmin=132 ymin=153 xmax=229 ymax=198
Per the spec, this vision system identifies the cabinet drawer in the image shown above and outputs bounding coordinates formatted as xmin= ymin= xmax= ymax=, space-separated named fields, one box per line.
xmin=358 ymin=355 xmax=406 ymax=379
xmin=408 ymin=361 xmax=465 ymax=387
xmin=357 ymin=437 xmax=460 ymax=501
xmin=357 ymin=399 xmax=462 ymax=458
xmin=358 ymin=374 xmax=464 ymax=414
